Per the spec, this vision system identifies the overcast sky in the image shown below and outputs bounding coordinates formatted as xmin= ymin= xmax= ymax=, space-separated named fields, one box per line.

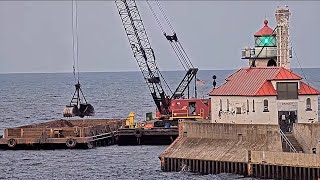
xmin=0 ymin=1 xmax=319 ymax=73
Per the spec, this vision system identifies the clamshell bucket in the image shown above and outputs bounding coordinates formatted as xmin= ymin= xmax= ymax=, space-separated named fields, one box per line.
xmin=63 ymin=105 xmax=80 ymax=117
xmin=79 ymin=103 xmax=95 ymax=117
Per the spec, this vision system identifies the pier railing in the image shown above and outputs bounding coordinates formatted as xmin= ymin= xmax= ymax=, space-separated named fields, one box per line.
xmin=280 ymin=129 xmax=297 ymax=153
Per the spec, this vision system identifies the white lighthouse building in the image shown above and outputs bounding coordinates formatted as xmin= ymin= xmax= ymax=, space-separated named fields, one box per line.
xmin=208 ymin=7 xmax=319 ymax=132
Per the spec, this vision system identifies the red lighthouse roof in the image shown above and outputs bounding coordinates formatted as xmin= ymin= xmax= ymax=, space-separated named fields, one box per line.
xmin=208 ymin=67 xmax=320 ymax=96
xmin=254 ymin=20 xmax=275 ymax=36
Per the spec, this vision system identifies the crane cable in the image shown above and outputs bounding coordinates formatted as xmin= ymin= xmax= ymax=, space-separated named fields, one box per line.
xmin=154 ymin=0 xmax=174 ymax=33
xmin=154 ymin=0 xmax=194 ymax=68
xmin=145 ymin=0 xmax=194 ymax=70
xmin=72 ymin=0 xmax=80 ymax=84
xmin=142 ymin=1 xmax=172 ymax=94
xmin=290 ymin=40 xmax=310 ymax=85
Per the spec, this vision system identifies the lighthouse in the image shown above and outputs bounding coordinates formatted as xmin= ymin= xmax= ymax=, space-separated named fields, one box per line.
xmin=209 ymin=6 xmax=320 ymax=129
xmin=242 ymin=6 xmax=292 ymax=69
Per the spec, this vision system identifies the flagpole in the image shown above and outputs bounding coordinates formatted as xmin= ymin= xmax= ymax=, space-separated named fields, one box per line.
xmin=187 ymin=83 xmax=189 ymax=99
xmin=195 ymin=75 xmax=197 ymax=98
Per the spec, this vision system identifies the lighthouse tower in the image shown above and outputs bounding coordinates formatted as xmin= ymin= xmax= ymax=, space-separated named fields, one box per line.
xmin=275 ymin=6 xmax=291 ymax=69
xmin=241 ymin=6 xmax=292 ymax=69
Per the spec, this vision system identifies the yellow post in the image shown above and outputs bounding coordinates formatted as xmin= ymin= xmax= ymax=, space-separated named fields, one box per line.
xmin=129 ymin=112 xmax=135 ymax=128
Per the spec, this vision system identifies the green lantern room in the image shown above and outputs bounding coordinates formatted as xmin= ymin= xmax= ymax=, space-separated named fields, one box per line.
xmin=242 ymin=20 xmax=279 ymax=67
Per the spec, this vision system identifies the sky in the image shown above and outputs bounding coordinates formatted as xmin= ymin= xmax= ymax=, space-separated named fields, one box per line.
xmin=0 ymin=1 xmax=319 ymax=73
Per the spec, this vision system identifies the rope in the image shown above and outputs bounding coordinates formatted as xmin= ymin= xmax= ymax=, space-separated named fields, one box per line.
xmin=71 ymin=0 xmax=76 ymax=84
xmin=172 ymin=42 xmax=190 ymax=69
xmin=74 ymin=0 xmax=80 ymax=83
xmin=173 ymin=41 xmax=192 ymax=69
xmin=169 ymin=43 xmax=187 ymax=71
xmin=157 ymin=67 xmax=173 ymax=95
xmin=146 ymin=0 xmax=165 ymax=33
xmin=156 ymin=0 xmax=194 ymax=68
xmin=145 ymin=0 xmax=195 ymax=71
xmin=177 ymin=41 xmax=194 ymax=68
xmin=155 ymin=0 xmax=175 ymax=33
xmin=290 ymin=40 xmax=309 ymax=85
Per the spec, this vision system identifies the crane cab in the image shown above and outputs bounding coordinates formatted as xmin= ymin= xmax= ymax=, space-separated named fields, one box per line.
xmin=155 ymin=98 xmax=211 ymax=120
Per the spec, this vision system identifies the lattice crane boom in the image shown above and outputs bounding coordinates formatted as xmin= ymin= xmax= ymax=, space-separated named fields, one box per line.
xmin=115 ymin=0 xmax=169 ymax=114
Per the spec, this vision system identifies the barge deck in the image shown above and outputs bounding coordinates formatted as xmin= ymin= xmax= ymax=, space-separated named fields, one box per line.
xmin=0 ymin=119 xmax=125 ymax=150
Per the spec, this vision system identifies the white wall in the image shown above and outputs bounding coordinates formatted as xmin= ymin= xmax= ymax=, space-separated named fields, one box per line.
xmin=210 ymin=95 xmax=319 ymax=124
xmin=297 ymin=95 xmax=318 ymax=123
xmin=210 ymin=96 xmax=278 ymax=124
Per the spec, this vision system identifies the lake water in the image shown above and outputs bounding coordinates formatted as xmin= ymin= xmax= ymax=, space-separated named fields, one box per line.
xmin=0 ymin=69 xmax=319 ymax=179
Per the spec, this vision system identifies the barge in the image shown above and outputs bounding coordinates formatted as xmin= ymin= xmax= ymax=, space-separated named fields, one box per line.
xmin=117 ymin=127 xmax=178 ymax=145
xmin=117 ymin=113 xmax=179 ymax=145
xmin=0 ymin=119 xmax=124 ymax=150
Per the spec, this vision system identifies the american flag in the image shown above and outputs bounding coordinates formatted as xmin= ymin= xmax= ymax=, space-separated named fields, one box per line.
xmin=196 ymin=78 xmax=205 ymax=86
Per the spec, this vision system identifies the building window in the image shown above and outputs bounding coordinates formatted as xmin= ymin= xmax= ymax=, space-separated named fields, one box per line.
xmin=247 ymin=100 xmax=249 ymax=112
xmin=252 ymin=100 xmax=255 ymax=112
xmin=219 ymin=99 xmax=222 ymax=111
xmin=236 ymin=107 xmax=241 ymax=114
xmin=227 ymin=99 xmax=229 ymax=111
xmin=306 ymin=98 xmax=312 ymax=111
xmin=277 ymin=82 xmax=298 ymax=100
xmin=263 ymin=99 xmax=269 ymax=112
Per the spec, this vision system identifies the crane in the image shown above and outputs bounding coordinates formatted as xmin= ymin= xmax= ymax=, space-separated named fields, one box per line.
xmin=115 ymin=0 xmax=198 ymax=118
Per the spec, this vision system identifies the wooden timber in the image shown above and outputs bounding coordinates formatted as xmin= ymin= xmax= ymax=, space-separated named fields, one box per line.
xmin=0 ymin=119 xmax=125 ymax=150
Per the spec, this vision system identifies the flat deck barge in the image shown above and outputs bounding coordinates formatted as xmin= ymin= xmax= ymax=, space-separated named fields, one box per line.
xmin=0 ymin=119 xmax=125 ymax=150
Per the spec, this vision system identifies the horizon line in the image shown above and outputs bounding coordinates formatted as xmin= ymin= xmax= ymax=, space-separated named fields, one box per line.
xmin=0 ymin=67 xmax=319 ymax=75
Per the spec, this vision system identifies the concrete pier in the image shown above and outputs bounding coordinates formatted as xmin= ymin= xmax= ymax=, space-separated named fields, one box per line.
xmin=160 ymin=121 xmax=320 ymax=179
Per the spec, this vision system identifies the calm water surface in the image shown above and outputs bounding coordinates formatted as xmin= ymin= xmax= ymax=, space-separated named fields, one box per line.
xmin=0 ymin=69 xmax=319 ymax=179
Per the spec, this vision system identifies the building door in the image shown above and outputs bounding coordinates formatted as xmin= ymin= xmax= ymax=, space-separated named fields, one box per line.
xmin=278 ymin=111 xmax=297 ymax=132
xmin=188 ymin=102 xmax=196 ymax=115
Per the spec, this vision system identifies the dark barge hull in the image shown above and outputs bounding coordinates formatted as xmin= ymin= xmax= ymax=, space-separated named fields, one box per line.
xmin=117 ymin=127 xmax=178 ymax=145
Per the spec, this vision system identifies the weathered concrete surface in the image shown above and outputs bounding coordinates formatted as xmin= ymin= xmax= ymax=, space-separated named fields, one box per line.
xmin=293 ymin=123 xmax=320 ymax=153
xmin=251 ymin=150 xmax=320 ymax=167
xmin=160 ymin=122 xmax=282 ymax=163
xmin=181 ymin=122 xmax=282 ymax=151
